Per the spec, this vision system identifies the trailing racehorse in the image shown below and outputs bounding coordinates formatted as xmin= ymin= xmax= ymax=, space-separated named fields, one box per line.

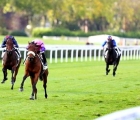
xmin=19 ymin=42 xmax=49 ymax=100
xmin=104 ymin=40 xmax=121 ymax=76
xmin=1 ymin=38 xmax=21 ymax=89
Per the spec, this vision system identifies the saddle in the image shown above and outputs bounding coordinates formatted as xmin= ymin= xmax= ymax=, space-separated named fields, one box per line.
xmin=104 ymin=48 xmax=119 ymax=59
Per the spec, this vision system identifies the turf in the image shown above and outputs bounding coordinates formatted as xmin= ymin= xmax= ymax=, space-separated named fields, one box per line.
xmin=0 ymin=59 xmax=140 ymax=120
xmin=0 ymin=36 xmax=85 ymax=45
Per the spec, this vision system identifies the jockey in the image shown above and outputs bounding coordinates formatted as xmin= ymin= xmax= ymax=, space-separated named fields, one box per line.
xmin=31 ymin=39 xmax=47 ymax=70
xmin=102 ymin=35 xmax=121 ymax=57
xmin=1 ymin=35 xmax=21 ymax=60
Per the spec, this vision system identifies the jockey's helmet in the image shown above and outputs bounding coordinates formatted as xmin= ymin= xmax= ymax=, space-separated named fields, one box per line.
xmin=33 ymin=39 xmax=43 ymax=46
xmin=108 ymin=36 xmax=112 ymax=40
xmin=5 ymin=35 xmax=14 ymax=40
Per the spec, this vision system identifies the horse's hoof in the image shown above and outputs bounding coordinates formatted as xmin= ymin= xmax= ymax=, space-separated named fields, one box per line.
xmin=30 ymin=98 xmax=34 ymax=100
xmin=11 ymin=87 xmax=13 ymax=90
xmin=1 ymin=78 xmax=7 ymax=83
xmin=45 ymin=94 xmax=48 ymax=98
xmin=106 ymin=69 xmax=110 ymax=75
xmin=1 ymin=79 xmax=7 ymax=83
xmin=113 ymin=73 xmax=116 ymax=76
xmin=19 ymin=88 xmax=23 ymax=92
xmin=1 ymin=81 xmax=5 ymax=84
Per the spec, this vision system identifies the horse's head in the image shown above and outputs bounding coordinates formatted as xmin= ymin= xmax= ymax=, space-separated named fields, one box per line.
xmin=106 ymin=41 xmax=117 ymax=64
xmin=106 ymin=40 xmax=114 ymax=56
xmin=6 ymin=38 xmax=15 ymax=55
xmin=107 ymin=40 xmax=113 ymax=49
xmin=27 ymin=42 xmax=40 ymax=62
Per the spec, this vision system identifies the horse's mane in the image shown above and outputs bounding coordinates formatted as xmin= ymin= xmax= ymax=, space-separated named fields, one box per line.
xmin=27 ymin=41 xmax=41 ymax=52
xmin=28 ymin=41 xmax=36 ymax=47
xmin=6 ymin=38 xmax=14 ymax=48
xmin=107 ymin=40 xmax=114 ymax=49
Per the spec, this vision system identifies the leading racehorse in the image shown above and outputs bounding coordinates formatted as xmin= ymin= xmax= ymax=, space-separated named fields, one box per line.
xmin=19 ymin=42 xmax=49 ymax=100
xmin=1 ymin=38 xmax=21 ymax=89
xmin=104 ymin=40 xmax=121 ymax=76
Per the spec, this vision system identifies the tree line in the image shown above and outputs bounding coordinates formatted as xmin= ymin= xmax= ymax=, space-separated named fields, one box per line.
xmin=0 ymin=0 xmax=140 ymax=33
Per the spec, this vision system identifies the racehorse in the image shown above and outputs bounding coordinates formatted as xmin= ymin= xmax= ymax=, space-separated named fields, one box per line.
xmin=19 ymin=42 xmax=49 ymax=100
xmin=104 ymin=41 xmax=121 ymax=76
xmin=1 ymin=38 xmax=21 ymax=89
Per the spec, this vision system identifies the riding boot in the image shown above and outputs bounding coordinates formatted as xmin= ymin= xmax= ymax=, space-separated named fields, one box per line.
xmin=42 ymin=53 xmax=48 ymax=70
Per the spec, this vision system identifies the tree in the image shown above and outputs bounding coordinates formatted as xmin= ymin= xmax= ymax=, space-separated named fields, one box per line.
xmin=114 ymin=0 xmax=134 ymax=31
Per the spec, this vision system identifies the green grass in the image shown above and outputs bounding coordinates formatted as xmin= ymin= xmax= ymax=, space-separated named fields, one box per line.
xmin=0 ymin=60 xmax=140 ymax=120
xmin=0 ymin=35 xmax=85 ymax=45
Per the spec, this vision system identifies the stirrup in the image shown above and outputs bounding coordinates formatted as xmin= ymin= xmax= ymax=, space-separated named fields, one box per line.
xmin=17 ymin=56 xmax=21 ymax=60
xmin=43 ymin=65 xmax=48 ymax=70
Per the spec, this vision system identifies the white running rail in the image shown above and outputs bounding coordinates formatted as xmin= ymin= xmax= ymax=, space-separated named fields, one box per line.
xmin=1 ymin=45 xmax=140 ymax=63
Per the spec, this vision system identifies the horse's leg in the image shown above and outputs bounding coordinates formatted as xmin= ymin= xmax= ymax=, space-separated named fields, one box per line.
xmin=113 ymin=59 xmax=118 ymax=76
xmin=30 ymin=79 xmax=35 ymax=100
xmin=11 ymin=72 xmax=17 ymax=90
xmin=106 ymin=64 xmax=110 ymax=75
xmin=30 ymin=84 xmax=37 ymax=100
xmin=113 ymin=57 xmax=121 ymax=76
xmin=30 ymin=83 xmax=37 ymax=100
xmin=43 ymin=70 xmax=49 ymax=99
xmin=11 ymin=69 xmax=15 ymax=89
xmin=19 ymin=74 xmax=28 ymax=92
xmin=11 ymin=66 xmax=20 ymax=90
xmin=112 ymin=52 xmax=120 ymax=76
xmin=113 ymin=63 xmax=117 ymax=76
xmin=1 ymin=68 xmax=8 ymax=83
xmin=30 ymin=76 xmax=38 ymax=100
xmin=12 ymin=58 xmax=21 ymax=84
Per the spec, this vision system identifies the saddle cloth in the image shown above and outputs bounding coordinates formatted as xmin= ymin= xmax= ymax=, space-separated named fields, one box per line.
xmin=104 ymin=49 xmax=121 ymax=58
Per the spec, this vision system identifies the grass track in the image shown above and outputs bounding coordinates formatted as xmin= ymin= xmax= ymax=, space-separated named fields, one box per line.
xmin=0 ymin=60 xmax=140 ymax=120
xmin=0 ymin=36 xmax=85 ymax=45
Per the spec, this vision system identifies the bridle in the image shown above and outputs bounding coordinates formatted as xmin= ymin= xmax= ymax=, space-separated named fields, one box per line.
xmin=26 ymin=42 xmax=41 ymax=62
xmin=6 ymin=48 xmax=16 ymax=54
xmin=27 ymin=51 xmax=37 ymax=61
xmin=6 ymin=39 xmax=15 ymax=55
